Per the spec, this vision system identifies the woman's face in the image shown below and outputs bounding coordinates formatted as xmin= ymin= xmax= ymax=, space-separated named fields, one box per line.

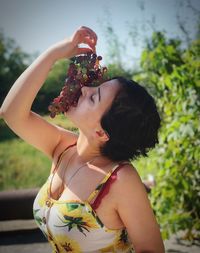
xmin=65 ymin=79 xmax=121 ymax=130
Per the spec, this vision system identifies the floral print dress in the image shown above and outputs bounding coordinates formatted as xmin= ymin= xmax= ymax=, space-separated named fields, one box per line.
xmin=33 ymin=143 xmax=135 ymax=253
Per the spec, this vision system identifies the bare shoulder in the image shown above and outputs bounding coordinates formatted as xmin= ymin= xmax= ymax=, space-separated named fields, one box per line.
xmin=115 ymin=163 xmax=144 ymax=190
xmin=111 ymin=162 xmax=149 ymax=206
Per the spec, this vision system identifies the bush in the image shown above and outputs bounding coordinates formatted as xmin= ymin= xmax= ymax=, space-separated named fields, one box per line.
xmin=134 ymin=32 xmax=200 ymax=241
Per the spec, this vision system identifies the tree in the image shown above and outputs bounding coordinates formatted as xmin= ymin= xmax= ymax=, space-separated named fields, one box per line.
xmin=100 ymin=0 xmax=200 ymax=242
xmin=32 ymin=58 xmax=69 ymax=114
xmin=134 ymin=32 xmax=200 ymax=242
xmin=0 ymin=30 xmax=69 ymax=115
xmin=0 ymin=30 xmax=30 ymax=107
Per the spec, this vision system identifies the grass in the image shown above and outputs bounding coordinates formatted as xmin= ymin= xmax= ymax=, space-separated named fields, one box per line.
xmin=0 ymin=114 xmax=78 ymax=191
xmin=0 ymin=113 xmax=157 ymax=191
xmin=0 ymin=138 xmax=51 ymax=190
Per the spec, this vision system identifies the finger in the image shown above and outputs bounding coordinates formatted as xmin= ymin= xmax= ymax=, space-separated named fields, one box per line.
xmin=85 ymin=28 xmax=97 ymax=43
xmin=80 ymin=31 xmax=97 ymax=46
xmin=76 ymin=30 xmax=93 ymax=45
xmin=82 ymin=37 xmax=96 ymax=50
xmin=73 ymin=28 xmax=97 ymax=52
xmin=80 ymin=26 xmax=98 ymax=43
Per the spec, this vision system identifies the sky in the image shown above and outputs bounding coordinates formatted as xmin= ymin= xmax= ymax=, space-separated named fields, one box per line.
xmin=0 ymin=0 xmax=199 ymax=68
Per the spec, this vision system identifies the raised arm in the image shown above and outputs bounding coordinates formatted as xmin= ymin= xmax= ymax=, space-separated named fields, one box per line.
xmin=1 ymin=26 xmax=97 ymax=159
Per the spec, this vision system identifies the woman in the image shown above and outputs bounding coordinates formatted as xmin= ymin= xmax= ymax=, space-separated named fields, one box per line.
xmin=1 ymin=26 xmax=165 ymax=252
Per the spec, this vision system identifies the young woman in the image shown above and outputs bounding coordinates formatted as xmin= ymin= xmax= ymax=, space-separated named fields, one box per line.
xmin=1 ymin=26 xmax=165 ymax=253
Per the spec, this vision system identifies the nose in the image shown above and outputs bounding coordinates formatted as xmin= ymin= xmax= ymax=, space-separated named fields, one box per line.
xmin=81 ymin=86 xmax=91 ymax=96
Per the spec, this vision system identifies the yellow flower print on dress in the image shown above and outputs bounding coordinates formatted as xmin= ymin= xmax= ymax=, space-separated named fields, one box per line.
xmin=58 ymin=202 xmax=84 ymax=217
xmin=101 ymin=229 xmax=134 ymax=253
xmin=46 ymin=229 xmax=60 ymax=253
xmin=56 ymin=203 xmax=99 ymax=236
xmin=114 ymin=229 xmax=133 ymax=252
xmin=33 ymin=158 xmax=135 ymax=252
xmin=53 ymin=234 xmax=81 ymax=253
xmin=46 ymin=229 xmax=81 ymax=253
xmin=37 ymin=183 xmax=48 ymax=207
xmin=33 ymin=209 xmax=43 ymax=227
xmin=100 ymin=245 xmax=115 ymax=252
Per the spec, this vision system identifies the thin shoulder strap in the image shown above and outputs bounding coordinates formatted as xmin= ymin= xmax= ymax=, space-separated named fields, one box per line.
xmin=52 ymin=142 xmax=77 ymax=174
xmin=87 ymin=161 xmax=130 ymax=204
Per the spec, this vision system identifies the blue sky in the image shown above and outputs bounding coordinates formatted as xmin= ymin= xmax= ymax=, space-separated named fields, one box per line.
xmin=0 ymin=0 xmax=199 ymax=68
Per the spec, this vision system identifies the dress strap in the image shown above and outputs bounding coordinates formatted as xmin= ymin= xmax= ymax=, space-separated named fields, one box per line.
xmin=51 ymin=142 xmax=77 ymax=174
xmin=87 ymin=161 xmax=130 ymax=204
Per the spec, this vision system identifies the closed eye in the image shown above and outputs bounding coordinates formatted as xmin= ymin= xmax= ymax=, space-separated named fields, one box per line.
xmin=90 ymin=94 xmax=95 ymax=103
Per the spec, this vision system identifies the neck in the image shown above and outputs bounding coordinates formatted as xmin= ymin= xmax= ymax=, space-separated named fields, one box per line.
xmin=75 ymin=129 xmax=112 ymax=166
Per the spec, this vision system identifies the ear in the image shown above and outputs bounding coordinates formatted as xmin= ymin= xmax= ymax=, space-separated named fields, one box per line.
xmin=94 ymin=128 xmax=110 ymax=142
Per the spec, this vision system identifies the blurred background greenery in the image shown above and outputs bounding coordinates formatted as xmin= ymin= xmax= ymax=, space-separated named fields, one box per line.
xmin=0 ymin=0 xmax=199 ymax=244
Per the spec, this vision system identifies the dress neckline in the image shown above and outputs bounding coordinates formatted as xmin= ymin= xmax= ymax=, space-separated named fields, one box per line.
xmin=47 ymin=161 xmax=121 ymax=203
xmin=48 ymin=141 xmax=122 ymax=203
xmin=45 ymin=178 xmax=126 ymax=232
xmin=43 ymin=141 xmax=129 ymax=231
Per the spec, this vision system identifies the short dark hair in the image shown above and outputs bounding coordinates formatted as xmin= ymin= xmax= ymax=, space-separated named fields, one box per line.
xmin=100 ymin=76 xmax=161 ymax=162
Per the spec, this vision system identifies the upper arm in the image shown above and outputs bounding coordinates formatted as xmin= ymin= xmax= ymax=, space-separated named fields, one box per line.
xmin=115 ymin=165 xmax=165 ymax=253
xmin=3 ymin=110 xmax=78 ymax=160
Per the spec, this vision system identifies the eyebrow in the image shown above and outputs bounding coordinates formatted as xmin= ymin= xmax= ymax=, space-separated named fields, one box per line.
xmin=98 ymin=87 xmax=101 ymax=102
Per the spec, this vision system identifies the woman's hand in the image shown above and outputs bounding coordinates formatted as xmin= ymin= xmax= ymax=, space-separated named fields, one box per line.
xmin=49 ymin=26 xmax=98 ymax=61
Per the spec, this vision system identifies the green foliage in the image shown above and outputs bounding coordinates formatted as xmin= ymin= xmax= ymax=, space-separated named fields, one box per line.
xmin=134 ymin=32 xmax=200 ymax=242
xmin=0 ymin=30 xmax=70 ymax=115
xmin=32 ymin=59 xmax=70 ymax=114
xmin=0 ymin=136 xmax=51 ymax=190
xmin=0 ymin=31 xmax=30 ymax=107
xmin=0 ymin=115 xmax=78 ymax=190
xmin=106 ymin=63 xmax=133 ymax=80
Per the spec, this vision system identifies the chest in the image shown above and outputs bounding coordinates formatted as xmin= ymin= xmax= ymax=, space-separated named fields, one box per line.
xmin=49 ymin=164 xmax=124 ymax=230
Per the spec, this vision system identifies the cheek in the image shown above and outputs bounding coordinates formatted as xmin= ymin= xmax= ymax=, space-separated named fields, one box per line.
xmin=66 ymin=104 xmax=91 ymax=123
xmin=76 ymin=102 xmax=91 ymax=115
xmin=66 ymin=99 xmax=102 ymax=124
